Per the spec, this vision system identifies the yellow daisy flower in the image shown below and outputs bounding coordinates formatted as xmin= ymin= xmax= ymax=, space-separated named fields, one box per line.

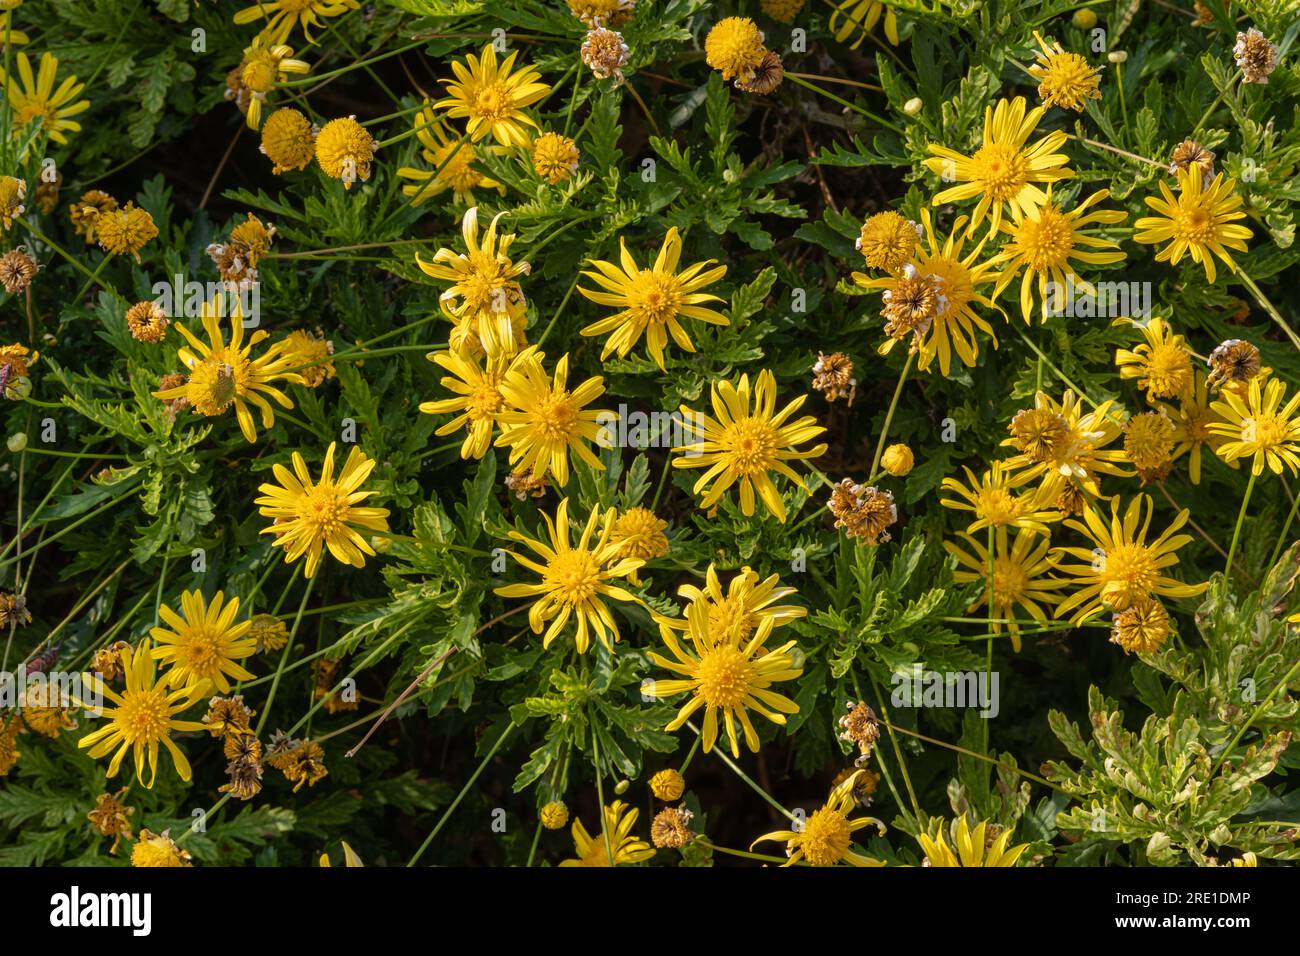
xmin=418 ymin=348 xmax=509 ymax=460
xmin=1209 ymin=376 xmax=1300 ymax=477
xmin=153 ymin=296 xmax=306 ymax=444
xmin=655 ymin=563 xmax=806 ymax=645
xmin=396 ymin=105 xmax=505 ymax=206
xmin=672 ymin=369 xmax=827 ymax=522
xmin=1115 ymin=316 xmax=1193 ymax=402
xmin=150 ymin=590 xmax=256 ymax=694
xmin=236 ymin=40 xmax=310 ymax=130
xmin=77 ymin=644 xmax=210 ymax=788
xmin=853 ymin=210 xmax=1000 ymax=376
xmin=752 ymin=770 xmax=886 ymax=866
xmin=1134 ymin=169 xmax=1253 ymax=284
xmin=494 ymin=347 xmax=610 ymax=486
xmin=1002 ymin=389 xmax=1130 ymax=501
xmin=1027 ymin=31 xmax=1103 ymax=111
xmin=233 ymin=0 xmax=359 ymax=44
xmin=648 ymin=612 xmax=802 ymax=757
xmin=704 ymin=17 xmax=769 ymax=84
xmin=828 ymin=0 xmax=899 ymax=48
xmin=415 ymin=206 xmax=531 ymax=358
xmin=986 ymin=187 xmax=1126 ymax=324
xmin=1052 ymin=494 xmax=1208 ymax=623
xmin=918 ymin=815 xmax=1030 ymax=867
xmin=493 ymin=497 xmax=643 ymax=654
xmin=559 ymin=801 xmax=655 ymax=866
xmin=434 ymin=43 xmax=551 ymax=148
xmin=608 ymin=506 xmax=668 ymax=584
xmin=578 ymin=227 xmax=728 ymax=369
xmin=254 ymin=442 xmax=391 ymax=578
xmin=1158 ymin=371 xmax=1221 ymax=484
xmin=923 ymin=96 xmax=1074 ymax=239
xmin=2 ymin=52 xmax=90 ymax=145
xmin=0 ymin=13 xmax=29 ymax=46
xmin=939 ymin=461 xmax=1062 ymax=535
xmin=944 ymin=528 xmax=1065 ymax=651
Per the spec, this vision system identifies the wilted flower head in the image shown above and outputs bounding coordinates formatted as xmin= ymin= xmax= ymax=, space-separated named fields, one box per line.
xmin=812 ymin=351 xmax=857 ymax=404
xmin=1206 ymin=338 xmax=1261 ymax=392
xmin=566 ymin=0 xmax=634 ymax=27
xmin=96 ymin=203 xmax=158 ymax=261
xmin=881 ymin=265 xmax=945 ymax=343
xmin=87 ymin=788 xmax=135 ymax=855
xmin=0 ymin=247 xmax=37 ymax=294
xmin=1169 ymin=139 xmax=1215 ymax=183
xmin=828 ymin=479 xmax=897 ymax=545
xmin=581 ymin=27 xmax=629 ymax=79
xmin=735 ymin=50 xmax=784 ymax=94
xmin=125 ymin=301 xmax=168 ymax=343
xmin=0 ymin=175 xmax=25 ymax=230
xmin=650 ymin=805 xmax=694 ymax=849
xmin=69 ymin=190 xmax=117 ymax=244
xmin=1234 ymin=28 xmax=1277 ymax=84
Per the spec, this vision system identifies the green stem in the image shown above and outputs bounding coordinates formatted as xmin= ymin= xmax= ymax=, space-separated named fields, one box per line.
xmin=408 ymin=722 xmax=515 ymax=866
xmin=254 ymin=569 xmax=314 ymax=736
xmin=869 ymin=351 xmax=913 ymax=477
xmin=1224 ymin=469 xmax=1257 ymax=589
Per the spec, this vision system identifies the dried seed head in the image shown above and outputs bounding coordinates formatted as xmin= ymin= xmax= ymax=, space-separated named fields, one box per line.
xmin=650 ymin=805 xmax=694 ymax=849
xmin=811 ymin=351 xmax=856 ymax=404
xmin=1234 ymin=28 xmax=1277 ymax=84
xmin=735 ymin=50 xmax=784 ymax=94
xmin=0 ymin=248 xmax=38 ymax=294
xmin=827 ymin=480 xmax=897 ymax=545
xmin=581 ymin=27 xmax=629 ymax=79
xmin=125 ymin=301 xmax=168 ymax=343
xmin=1206 ymin=338 xmax=1261 ymax=391
xmin=1169 ymin=139 xmax=1215 ymax=183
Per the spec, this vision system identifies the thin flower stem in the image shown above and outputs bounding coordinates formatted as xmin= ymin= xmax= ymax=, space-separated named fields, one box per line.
xmin=254 ymin=568 xmax=314 ymax=736
xmin=72 ymin=256 xmax=111 ymax=306
xmin=786 ymin=71 xmax=884 ymax=93
xmin=564 ymin=53 xmax=583 ymax=137
xmin=784 ymin=73 xmax=904 ymax=135
xmin=684 ymin=720 xmax=796 ymax=821
xmin=590 ymin=706 xmax=616 ymax=865
xmin=983 ymin=525 xmax=995 ymax=758
xmin=1065 ymin=133 xmax=1163 ymax=169
xmin=1269 ymin=484 xmax=1300 ymax=569
xmin=17 ymin=558 xmax=131 ymax=667
xmin=677 ymin=734 xmax=701 ymax=774
xmin=1210 ymin=656 xmax=1300 ymax=778
xmin=1238 ymin=270 xmax=1300 ymax=352
xmin=696 ymin=839 xmax=791 ymax=864
xmin=22 ymin=222 xmax=126 ymax=304
xmin=884 ymin=722 xmax=1067 ymax=794
xmin=1224 ymin=469 xmax=1257 ymax=588
xmin=863 ymin=672 xmax=923 ymax=824
xmin=869 ymin=351 xmax=914 ymax=477
xmin=408 ymin=721 xmax=516 ymax=866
